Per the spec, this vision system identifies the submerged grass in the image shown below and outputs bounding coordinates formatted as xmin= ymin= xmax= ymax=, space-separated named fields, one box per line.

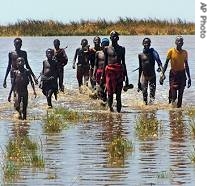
xmin=187 ymin=146 xmax=195 ymax=164
xmin=2 ymin=136 xmax=45 ymax=181
xmin=107 ymin=136 xmax=133 ymax=166
xmin=135 ymin=112 xmax=162 ymax=139
xmin=185 ymin=107 xmax=195 ymax=137
xmin=0 ymin=17 xmax=194 ymax=36
xmin=43 ymin=106 xmax=112 ymax=133
xmin=43 ymin=107 xmax=79 ymax=133
xmin=157 ymin=168 xmax=175 ymax=179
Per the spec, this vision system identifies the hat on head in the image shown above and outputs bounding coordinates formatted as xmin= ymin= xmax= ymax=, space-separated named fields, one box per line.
xmin=101 ymin=38 xmax=109 ymax=46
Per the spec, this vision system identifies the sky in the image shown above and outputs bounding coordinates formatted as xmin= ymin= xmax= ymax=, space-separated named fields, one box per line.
xmin=0 ymin=0 xmax=195 ymax=25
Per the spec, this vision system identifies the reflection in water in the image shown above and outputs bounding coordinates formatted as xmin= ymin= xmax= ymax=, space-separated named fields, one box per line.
xmin=77 ymin=114 xmax=132 ymax=185
xmin=0 ymin=36 xmax=194 ymax=185
xmin=137 ymin=111 xmax=160 ymax=185
xmin=169 ymin=110 xmax=186 ymax=143
xmin=168 ymin=110 xmax=194 ymax=185
xmin=101 ymin=114 xmax=124 ymax=141
xmin=136 ymin=111 xmax=161 ymax=140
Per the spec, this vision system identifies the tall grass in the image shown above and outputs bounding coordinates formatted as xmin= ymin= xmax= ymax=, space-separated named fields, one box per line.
xmin=0 ymin=17 xmax=194 ymax=36
xmin=107 ymin=136 xmax=133 ymax=166
xmin=2 ymin=136 xmax=45 ymax=181
xmin=185 ymin=107 xmax=195 ymax=138
xmin=135 ymin=112 xmax=162 ymax=140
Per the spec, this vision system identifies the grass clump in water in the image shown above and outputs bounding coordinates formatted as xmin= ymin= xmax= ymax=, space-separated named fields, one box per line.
xmin=135 ymin=112 xmax=161 ymax=139
xmin=187 ymin=146 xmax=195 ymax=164
xmin=107 ymin=136 xmax=133 ymax=166
xmin=43 ymin=107 xmax=80 ymax=133
xmin=2 ymin=136 xmax=45 ymax=181
xmin=54 ymin=107 xmax=80 ymax=121
xmin=185 ymin=107 xmax=195 ymax=137
xmin=157 ymin=168 xmax=175 ymax=179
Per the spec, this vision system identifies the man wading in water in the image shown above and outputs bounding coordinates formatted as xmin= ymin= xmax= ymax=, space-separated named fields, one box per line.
xmin=8 ymin=57 xmax=37 ymax=120
xmin=53 ymin=39 xmax=68 ymax=92
xmin=161 ymin=36 xmax=191 ymax=108
xmin=72 ymin=38 xmax=91 ymax=93
xmin=89 ymin=36 xmax=102 ymax=90
xmin=101 ymin=31 xmax=130 ymax=112
xmin=93 ymin=38 xmax=110 ymax=102
xmin=137 ymin=37 xmax=165 ymax=105
xmin=3 ymin=38 xmax=38 ymax=89
xmin=40 ymin=48 xmax=58 ymax=108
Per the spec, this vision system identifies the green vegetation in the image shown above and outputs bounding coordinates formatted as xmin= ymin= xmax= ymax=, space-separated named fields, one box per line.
xmin=187 ymin=146 xmax=195 ymax=164
xmin=43 ymin=107 xmax=114 ymax=133
xmin=43 ymin=108 xmax=80 ymax=133
xmin=184 ymin=107 xmax=195 ymax=164
xmin=185 ymin=107 xmax=195 ymax=137
xmin=157 ymin=168 xmax=175 ymax=179
xmin=135 ymin=112 xmax=162 ymax=139
xmin=107 ymin=136 xmax=133 ymax=166
xmin=0 ymin=17 xmax=194 ymax=36
xmin=2 ymin=136 xmax=44 ymax=181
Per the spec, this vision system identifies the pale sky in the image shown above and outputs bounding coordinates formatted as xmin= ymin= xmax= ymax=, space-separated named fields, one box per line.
xmin=1 ymin=0 xmax=194 ymax=25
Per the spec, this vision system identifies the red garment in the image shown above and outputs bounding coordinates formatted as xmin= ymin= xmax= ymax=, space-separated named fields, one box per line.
xmin=105 ymin=64 xmax=123 ymax=95
xmin=96 ymin=68 xmax=103 ymax=84
xmin=169 ymin=69 xmax=186 ymax=90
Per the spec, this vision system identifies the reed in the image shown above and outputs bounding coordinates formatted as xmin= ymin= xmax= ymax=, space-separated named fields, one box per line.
xmin=0 ymin=17 xmax=194 ymax=36
xmin=53 ymin=107 xmax=80 ymax=121
xmin=107 ymin=136 xmax=133 ymax=165
xmin=157 ymin=168 xmax=175 ymax=179
xmin=135 ymin=113 xmax=161 ymax=139
xmin=187 ymin=146 xmax=195 ymax=164
xmin=185 ymin=107 xmax=195 ymax=137
xmin=43 ymin=111 xmax=64 ymax=133
xmin=2 ymin=136 xmax=45 ymax=181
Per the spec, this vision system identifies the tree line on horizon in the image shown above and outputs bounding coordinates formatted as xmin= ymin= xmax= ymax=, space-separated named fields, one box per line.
xmin=0 ymin=17 xmax=195 ymax=36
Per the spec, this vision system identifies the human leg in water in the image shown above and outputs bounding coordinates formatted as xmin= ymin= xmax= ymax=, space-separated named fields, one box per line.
xmin=149 ymin=78 xmax=156 ymax=104
xmin=22 ymin=95 xmax=28 ymax=120
xmin=47 ymin=89 xmax=54 ymax=108
xmin=177 ymin=87 xmax=184 ymax=108
xmin=170 ymin=87 xmax=177 ymax=106
xmin=116 ymin=90 xmax=122 ymax=113
xmin=14 ymin=94 xmax=22 ymax=119
xmin=168 ymin=89 xmax=172 ymax=104
xmin=107 ymin=94 xmax=114 ymax=112
xmin=142 ymin=86 xmax=148 ymax=105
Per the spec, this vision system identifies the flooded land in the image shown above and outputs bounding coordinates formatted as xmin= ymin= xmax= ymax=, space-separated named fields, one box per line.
xmin=0 ymin=35 xmax=194 ymax=185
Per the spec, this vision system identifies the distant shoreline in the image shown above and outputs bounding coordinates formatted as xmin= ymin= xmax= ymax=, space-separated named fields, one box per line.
xmin=0 ymin=18 xmax=195 ymax=36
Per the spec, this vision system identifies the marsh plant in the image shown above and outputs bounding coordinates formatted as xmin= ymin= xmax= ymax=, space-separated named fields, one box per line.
xmin=2 ymin=136 xmax=45 ymax=181
xmin=187 ymin=146 xmax=195 ymax=164
xmin=0 ymin=17 xmax=194 ymax=36
xmin=43 ymin=107 xmax=80 ymax=133
xmin=43 ymin=107 xmax=116 ymax=133
xmin=135 ymin=112 xmax=161 ymax=139
xmin=185 ymin=107 xmax=195 ymax=137
xmin=107 ymin=136 xmax=133 ymax=166
xmin=157 ymin=168 xmax=175 ymax=179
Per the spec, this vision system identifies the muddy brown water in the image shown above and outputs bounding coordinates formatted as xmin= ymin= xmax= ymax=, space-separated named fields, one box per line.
xmin=0 ymin=36 xmax=194 ymax=185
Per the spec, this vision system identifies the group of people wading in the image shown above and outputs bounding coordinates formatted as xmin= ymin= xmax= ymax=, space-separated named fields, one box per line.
xmin=3 ymin=31 xmax=191 ymax=120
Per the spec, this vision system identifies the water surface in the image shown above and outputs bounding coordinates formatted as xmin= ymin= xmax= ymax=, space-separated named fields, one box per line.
xmin=0 ymin=35 xmax=194 ymax=185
